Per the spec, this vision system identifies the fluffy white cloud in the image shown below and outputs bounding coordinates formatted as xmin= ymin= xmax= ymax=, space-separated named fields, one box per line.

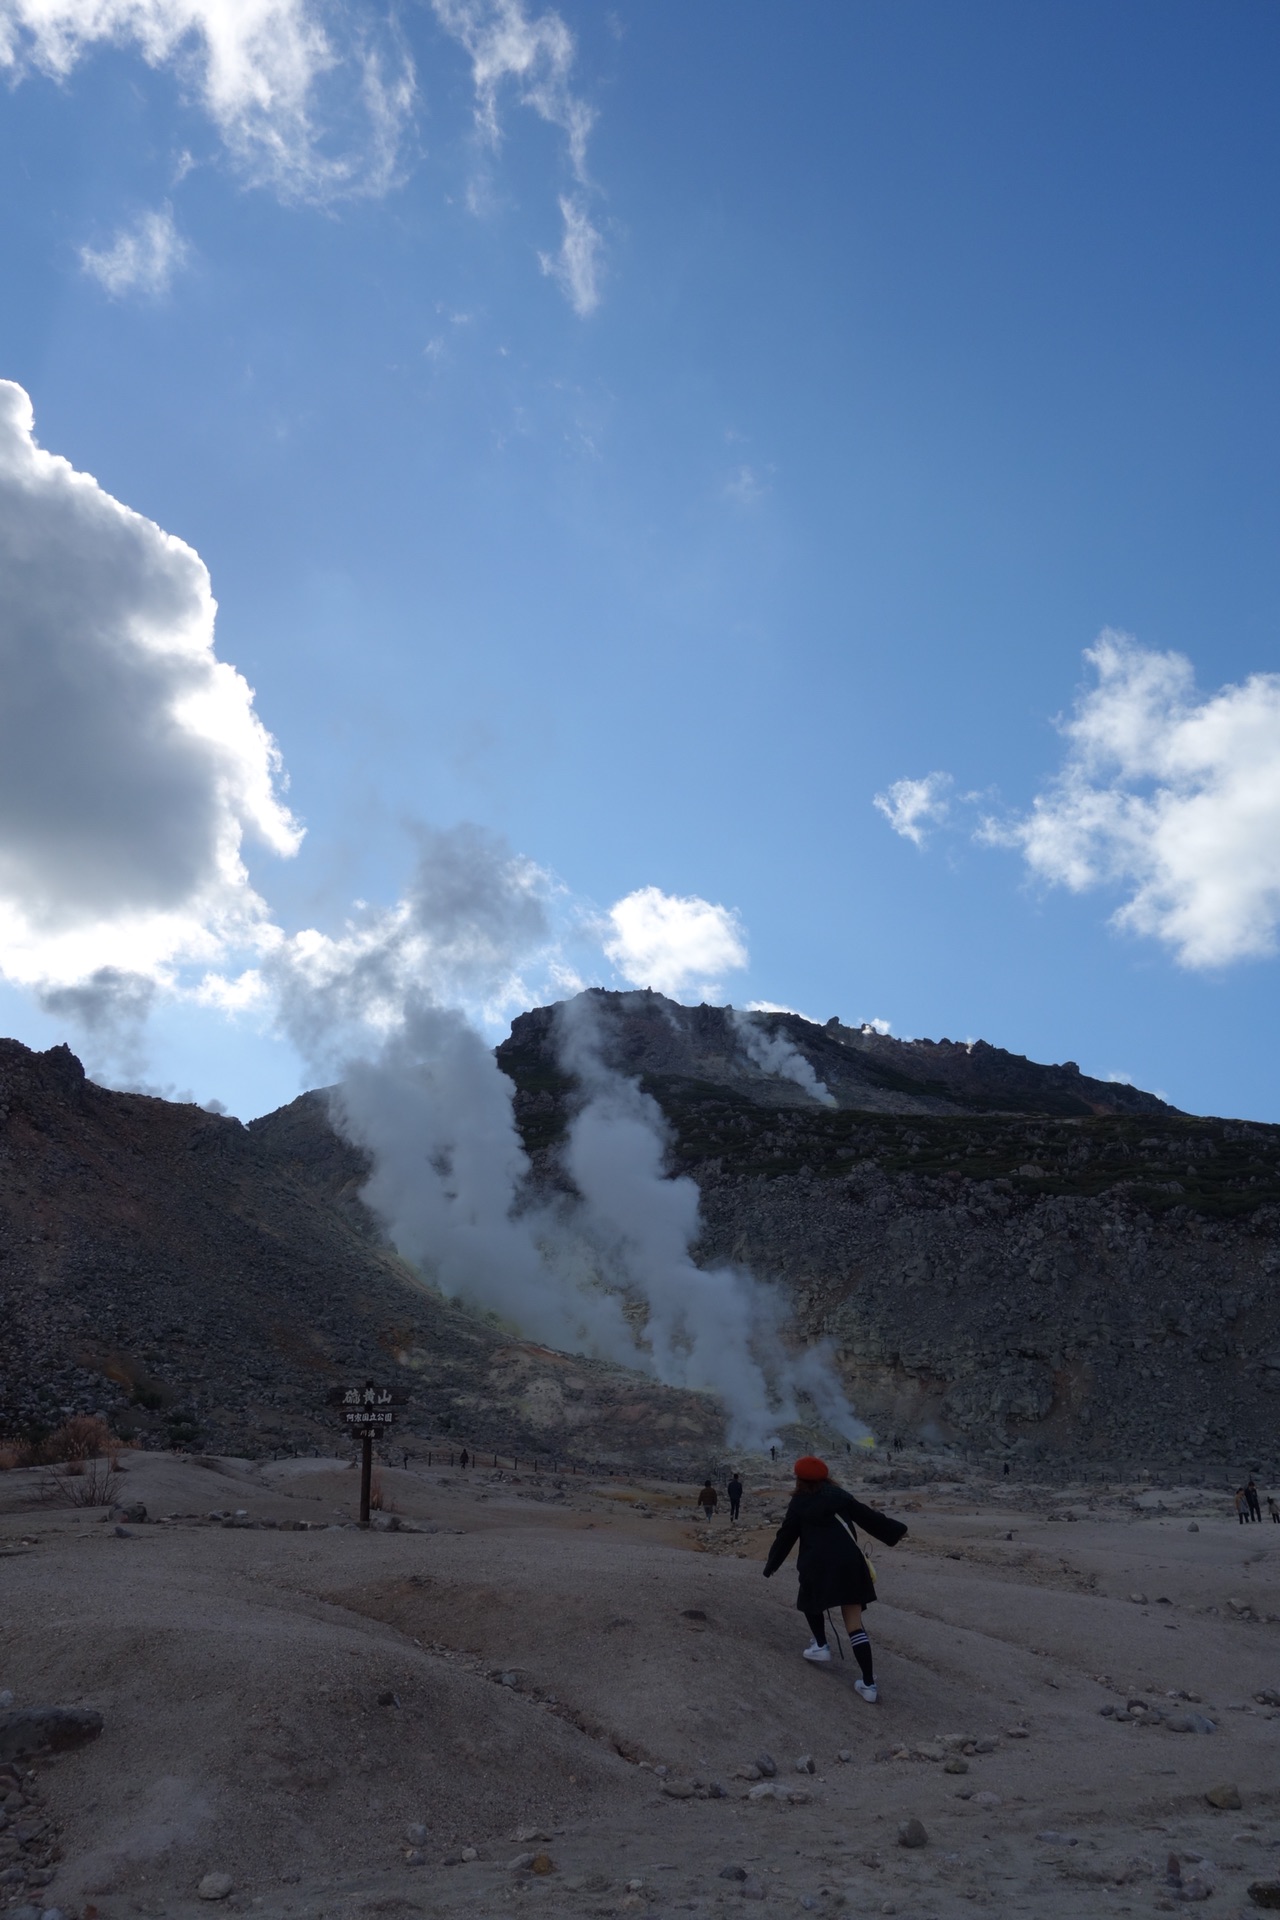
xmin=0 ymin=0 xmax=413 ymax=200
xmin=983 ymin=633 xmax=1280 ymax=968
xmin=603 ymin=886 xmax=748 ymax=1000
xmin=0 ymin=379 xmax=301 ymax=989
xmin=873 ymin=771 xmax=952 ymax=846
xmin=433 ymin=0 xmax=602 ymax=315
xmin=80 ymin=205 xmax=188 ymax=296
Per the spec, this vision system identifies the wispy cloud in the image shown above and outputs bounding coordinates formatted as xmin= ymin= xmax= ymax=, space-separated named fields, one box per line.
xmin=0 ymin=0 xmax=415 ymax=202
xmin=80 ymin=206 xmax=188 ymax=297
xmin=538 ymin=192 xmax=601 ymax=315
xmin=873 ymin=771 xmax=952 ymax=847
xmin=433 ymin=0 xmax=603 ymax=314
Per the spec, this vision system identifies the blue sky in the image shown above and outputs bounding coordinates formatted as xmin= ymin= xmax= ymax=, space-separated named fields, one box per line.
xmin=2 ymin=0 xmax=1280 ymax=1121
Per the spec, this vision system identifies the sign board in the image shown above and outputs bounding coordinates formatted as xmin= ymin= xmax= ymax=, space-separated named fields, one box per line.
xmin=340 ymin=1383 xmax=398 ymax=1430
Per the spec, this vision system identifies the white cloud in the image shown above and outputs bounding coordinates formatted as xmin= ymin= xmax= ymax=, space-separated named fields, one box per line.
xmin=0 ymin=0 xmax=414 ymax=201
xmin=80 ymin=204 xmax=188 ymax=296
xmin=602 ymin=885 xmax=748 ymax=1000
xmin=433 ymin=0 xmax=602 ymax=315
xmin=724 ymin=464 xmax=767 ymax=508
xmin=983 ymin=633 xmax=1280 ymax=969
xmin=537 ymin=192 xmax=601 ymax=316
xmin=873 ymin=771 xmax=952 ymax=846
xmin=433 ymin=0 xmax=592 ymax=173
xmin=0 ymin=379 xmax=300 ymax=992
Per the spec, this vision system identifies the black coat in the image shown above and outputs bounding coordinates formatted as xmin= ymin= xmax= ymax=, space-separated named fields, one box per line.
xmin=763 ymin=1482 xmax=908 ymax=1613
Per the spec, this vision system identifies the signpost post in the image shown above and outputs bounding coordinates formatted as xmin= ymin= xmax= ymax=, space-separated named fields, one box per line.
xmin=341 ymin=1382 xmax=398 ymax=1527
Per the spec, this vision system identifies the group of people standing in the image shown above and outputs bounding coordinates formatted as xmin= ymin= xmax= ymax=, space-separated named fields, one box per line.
xmin=1235 ymin=1478 xmax=1278 ymax=1522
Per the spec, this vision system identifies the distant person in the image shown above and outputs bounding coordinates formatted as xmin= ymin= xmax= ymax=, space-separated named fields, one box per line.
xmin=726 ymin=1473 xmax=743 ymax=1522
xmin=763 ymin=1455 xmax=907 ymax=1705
xmin=1246 ymin=1478 xmax=1262 ymax=1522
xmin=460 ymin=1447 xmax=470 ymax=1470
xmin=770 ymin=1445 xmax=777 ymax=1462
xmin=697 ymin=1480 xmax=718 ymax=1521
xmin=1268 ymin=1494 xmax=1279 ymax=1524
xmin=1234 ymin=1486 xmax=1249 ymax=1524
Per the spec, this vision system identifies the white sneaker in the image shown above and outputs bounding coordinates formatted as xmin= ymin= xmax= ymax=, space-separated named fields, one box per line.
xmin=854 ymin=1678 xmax=878 ymax=1703
xmin=802 ymin=1641 xmax=832 ymax=1663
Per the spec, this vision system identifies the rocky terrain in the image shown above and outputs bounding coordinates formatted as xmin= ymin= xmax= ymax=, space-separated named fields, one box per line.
xmin=502 ymin=995 xmax=1280 ymax=1474
xmin=2 ymin=990 xmax=1279 ymax=1475
xmin=0 ymin=1038 xmax=721 ymax=1467
xmin=1 ymin=1449 xmax=1278 ymax=1920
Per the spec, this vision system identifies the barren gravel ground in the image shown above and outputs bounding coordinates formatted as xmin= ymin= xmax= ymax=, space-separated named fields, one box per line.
xmin=1 ymin=1454 xmax=1278 ymax=1919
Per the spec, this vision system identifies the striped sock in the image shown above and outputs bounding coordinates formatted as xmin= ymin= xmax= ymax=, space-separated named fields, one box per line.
xmin=848 ymin=1629 xmax=873 ymax=1685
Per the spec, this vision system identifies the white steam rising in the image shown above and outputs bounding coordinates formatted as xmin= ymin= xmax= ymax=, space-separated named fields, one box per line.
xmin=729 ymin=1007 xmax=836 ymax=1106
xmin=269 ymin=830 xmax=864 ymax=1451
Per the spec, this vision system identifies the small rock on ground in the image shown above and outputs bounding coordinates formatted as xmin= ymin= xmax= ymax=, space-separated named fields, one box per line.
xmin=197 ymin=1872 xmax=234 ymax=1900
xmin=898 ymin=1818 xmax=928 ymax=1849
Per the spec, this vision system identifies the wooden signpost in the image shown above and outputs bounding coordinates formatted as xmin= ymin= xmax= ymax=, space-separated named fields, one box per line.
xmin=341 ymin=1381 xmax=398 ymax=1527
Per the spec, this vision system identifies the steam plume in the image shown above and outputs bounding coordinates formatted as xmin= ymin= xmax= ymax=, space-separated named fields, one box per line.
xmin=729 ymin=1007 xmax=836 ymax=1106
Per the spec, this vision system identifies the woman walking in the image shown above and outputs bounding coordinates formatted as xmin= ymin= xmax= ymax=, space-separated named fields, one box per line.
xmin=763 ymin=1455 xmax=907 ymax=1703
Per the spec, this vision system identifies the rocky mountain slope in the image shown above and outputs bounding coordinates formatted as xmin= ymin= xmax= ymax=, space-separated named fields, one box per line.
xmin=500 ymin=994 xmax=1280 ymax=1472
xmin=0 ymin=1038 xmax=721 ymax=1465
xmin=3 ymin=992 xmax=1279 ymax=1474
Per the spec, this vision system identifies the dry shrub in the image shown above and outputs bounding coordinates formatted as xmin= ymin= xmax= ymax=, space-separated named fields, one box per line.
xmin=0 ymin=1443 xmax=23 ymax=1471
xmin=43 ymin=1414 xmax=121 ymax=1464
xmin=369 ymin=1471 xmax=396 ymax=1513
xmin=38 ymin=1458 xmax=123 ymax=1509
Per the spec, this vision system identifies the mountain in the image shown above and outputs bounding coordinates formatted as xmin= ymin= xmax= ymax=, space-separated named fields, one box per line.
xmin=3 ymin=992 xmax=1279 ymax=1474
xmin=499 ymin=993 xmax=1280 ymax=1471
xmin=0 ymin=1037 xmax=721 ymax=1465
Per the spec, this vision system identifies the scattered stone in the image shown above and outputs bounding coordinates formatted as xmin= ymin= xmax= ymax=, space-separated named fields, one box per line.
xmin=1004 ymin=1725 xmax=1029 ymax=1738
xmin=376 ymin=1691 xmax=400 ymax=1708
xmin=741 ymin=1878 xmax=766 ymax=1900
xmin=404 ymin=1850 xmax=425 ymax=1867
xmin=795 ymin=1754 xmax=816 ymax=1773
xmin=1247 ymin=1881 xmax=1280 ymax=1909
xmin=1165 ymin=1713 xmax=1216 ymax=1734
xmin=837 ymin=1749 xmax=852 ymax=1763
xmin=1188 ymin=1522 xmax=1199 ymax=1532
xmin=1130 ymin=1592 xmax=1148 ymax=1604
xmin=661 ymin=1780 xmax=695 ymax=1799
xmin=1206 ymin=1784 xmax=1242 ymax=1810
xmin=748 ymin=1783 xmax=783 ymax=1802
xmin=112 ymin=1526 xmax=132 ymax=1538
xmin=197 ymin=1872 xmax=234 ymax=1901
xmin=507 ymin=1853 xmax=536 ymax=1873
xmin=944 ymin=1757 xmax=969 ymax=1774
xmin=460 ymin=1846 xmax=478 ymax=1862
xmin=973 ymin=1791 xmax=1002 ymax=1809
xmin=512 ymin=1827 xmax=551 ymax=1844
xmin=1036 ymin=1831 xmax=1079 ymax=1845
xmin=718 ymin=1866 xmax=747 ymax=1881
xmin=788 ymin=1789 xmax=812 ymax=1805
xmin=405 ymin=1823 xmax=428 ymax=1846
xmin=898 ymin=1818 xmax=928 ymax=1849
xmin=756 ymin=1752 xmax=777 ymax=1778
xmin=734 ymin=1764 xmax=762 ymax=1780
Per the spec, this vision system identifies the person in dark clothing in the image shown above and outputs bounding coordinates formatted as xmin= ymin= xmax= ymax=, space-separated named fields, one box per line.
xmin=697 ymin=1480 xmax=718 ymax=1521
xmin=727 ymin=1473 xmax=743 ymax=1521
xmin=459 ymin=1448 xmax=470 ymax=1470
xmin=1246 ymin=1478 xmax=1262 ymax=1521
xmin=763 ymin=1454 xmax=907 ymax=1703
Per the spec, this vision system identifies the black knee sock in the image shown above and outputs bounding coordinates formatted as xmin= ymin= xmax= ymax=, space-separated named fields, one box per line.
xmin=804 ymin=1609 xmax=827 ymax=1646
xmin=848 ymin=1628 xmax=874 ymax=1684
